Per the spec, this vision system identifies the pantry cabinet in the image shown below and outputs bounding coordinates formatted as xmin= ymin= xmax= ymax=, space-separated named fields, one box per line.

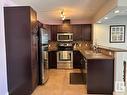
xmin=4 ymin=6 xmax=38 ymax=95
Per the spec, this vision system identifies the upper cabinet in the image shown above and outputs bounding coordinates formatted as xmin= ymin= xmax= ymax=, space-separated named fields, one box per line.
xmin=50 ymin=25 xmax=60 ymax=41
xmin=49 ymin=24 xmax=92 ymax=41
xmin=72 ymin=25 xmax=82 ymax=41
xmin=82 ymin=24 xmax=92 ymax=41
xmin=60 ymin=24 xmax=72 ymax=32
xmin=72 ymin=24 xmax=92 ymax=41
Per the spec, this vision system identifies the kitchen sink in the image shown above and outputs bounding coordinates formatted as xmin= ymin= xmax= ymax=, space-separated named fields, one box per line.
xmin=85 ymin=51 xmax=103 ymax=56
xmin=92 ymin=53 xmax=102 ymax=56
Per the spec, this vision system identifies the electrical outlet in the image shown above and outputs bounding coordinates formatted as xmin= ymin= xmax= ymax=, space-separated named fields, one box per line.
xmin=115 ymin=81 xmax=125 ymax=92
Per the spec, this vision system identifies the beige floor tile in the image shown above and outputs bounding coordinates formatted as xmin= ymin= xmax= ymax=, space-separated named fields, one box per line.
xmin=32 ymin=69 xmax=87 ymax=95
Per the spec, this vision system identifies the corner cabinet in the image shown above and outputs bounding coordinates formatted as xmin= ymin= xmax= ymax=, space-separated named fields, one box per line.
xmin=4 ymin=6 xmax=38 ymax=95
xmin=82 ymin=24 xmax=92 ymax=41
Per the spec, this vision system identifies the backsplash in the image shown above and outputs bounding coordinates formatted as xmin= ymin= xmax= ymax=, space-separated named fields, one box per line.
xmin=48 ymin=41 xmax=91 ymax=51
xmin=48 ymin=41 xmax=58 ymax=51
xmin=73 ymin=41 xmax=92 ymax=50
xmin=48 ymin=41 xmax=115 ymax=57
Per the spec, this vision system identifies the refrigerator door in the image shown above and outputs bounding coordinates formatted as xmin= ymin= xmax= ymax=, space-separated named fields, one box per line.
xmin=40 ymin=28 xmax=48 ymax=45
xmin=41 ymin=45 xmax=49 ymax=84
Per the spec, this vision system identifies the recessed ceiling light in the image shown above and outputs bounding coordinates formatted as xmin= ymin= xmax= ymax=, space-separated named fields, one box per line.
xmin=104 ymin=17 xmax=108 ymax=20
xmin=97 ymin=21 xmax=101 ymax=23
xmin=114 ymin=10 xmax=120 ymax=14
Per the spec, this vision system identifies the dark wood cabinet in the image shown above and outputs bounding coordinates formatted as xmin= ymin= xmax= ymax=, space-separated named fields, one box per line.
xmin=60 ymin=24 xmax=72 ymax=32
xmin=72 ymin=24 xmax=92 ymax=41
xmin=4 ymin=6 xmax=38 ymax=95
xmin=82 ymin=24 xmax=92 ymax=41
xmin=48 ymin=51 xmax=57 ymax=69
xmin=72 ymin=25 xmax=82 ymax=41
xmin=87 ymin=59 xmax=114 ymax=94
xmin=50 ymin=25 xmax=60 ymax=41
xmin=73 ymin=51 xmax=82 ymax=69
xmin=50 ymin=24 xmax=92 ymax=41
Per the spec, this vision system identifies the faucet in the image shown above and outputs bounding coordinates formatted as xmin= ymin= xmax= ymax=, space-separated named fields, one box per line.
xmin=92 ymin=43 xmax=98 ymax=53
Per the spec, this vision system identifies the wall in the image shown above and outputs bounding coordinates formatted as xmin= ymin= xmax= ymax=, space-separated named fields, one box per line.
xmin=93 ymin=24 xmax=127 ymax=49
xmin=93 ymin=18 xmax=127 ymax=94
xmin=0 ymin=0 xmax=16 ymax=95
xmin=0 ymin=0 xmax=8 ymax=95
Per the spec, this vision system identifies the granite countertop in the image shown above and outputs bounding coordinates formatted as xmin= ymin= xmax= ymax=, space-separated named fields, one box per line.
xmin=98 ymin=46 xmax=127 ymax=52
xmin=79 ymin=50 xmax=114 ymax=60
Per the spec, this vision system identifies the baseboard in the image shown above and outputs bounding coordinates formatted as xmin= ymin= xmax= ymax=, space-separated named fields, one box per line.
xmin=5 ymin=92 xmax=9 ymax=95
xmin=113 ymin=91 xmax=124 ymax=95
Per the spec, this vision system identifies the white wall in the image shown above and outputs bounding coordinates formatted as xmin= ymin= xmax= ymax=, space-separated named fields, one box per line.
xmin=93 ymin=23 xmax=127 ymax=49
xmin=0 ymin=0 xmax=8 ymax=95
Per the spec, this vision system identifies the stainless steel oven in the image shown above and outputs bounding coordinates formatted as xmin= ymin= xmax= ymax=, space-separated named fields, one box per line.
xmin=57 ymin=33 xmax=73 ymax=42
xmin=57 ymin=51 xmax=73 ymax=69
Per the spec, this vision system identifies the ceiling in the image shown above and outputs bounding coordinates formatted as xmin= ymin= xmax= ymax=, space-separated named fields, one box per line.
xmin=11 ymin=0 xmax=109 ymax=24
xmin=97 ymin=6 xmax=127 ymax=24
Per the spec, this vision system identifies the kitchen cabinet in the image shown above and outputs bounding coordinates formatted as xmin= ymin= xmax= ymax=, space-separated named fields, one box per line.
xmin=50 ymin=25 xmax=60 ymax=41
xmin=72 ymin=24 xmax=92 ymax=41
xmin=48 ymin=51 xmax=57 ymax=69
xmin=82 ymin=24 xmax=92 ymax=41
xmin=60 ymin=24 xmax=72 ymax=32
xmin=72 ymin=25 xmax=82 ymax=41
xmin=4 ymin=6 xmax=38 ymax=95
xmin=50 ymin=24 xmax=92 ymax=41
xmin=87 ymin=59 xmax=114 ymax=94
xmin=73 ymin=51 xmax=82 ymax=69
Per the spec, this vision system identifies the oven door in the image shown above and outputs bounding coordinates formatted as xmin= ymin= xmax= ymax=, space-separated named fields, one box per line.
xmin=57 ymin=51 xmax=73 ymax=69
xmin=57 ymin=51 xmax=73 ymax=62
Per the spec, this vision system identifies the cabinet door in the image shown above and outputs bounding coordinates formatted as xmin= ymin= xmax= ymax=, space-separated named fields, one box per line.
xmin=48 ymin=51 xmax=57 ymax=69
xmin=60 ymin=24 xmax=72 ymax=32
xmin=82 ymin=24 xmax=92 ymax=41
xmin=72 ymin=25 xmax=82 ymax=41
xmin=51 ymin=25 xmax=60 ymax=41
xmin=73 ymin=51 xmax=82 ymax=68
xmin=87 ymin=59 xmax=114 ymax=94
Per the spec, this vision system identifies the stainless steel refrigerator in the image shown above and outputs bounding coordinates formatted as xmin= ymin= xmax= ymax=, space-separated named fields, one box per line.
xmin=38 ymin=28 xmax=49 ymax=84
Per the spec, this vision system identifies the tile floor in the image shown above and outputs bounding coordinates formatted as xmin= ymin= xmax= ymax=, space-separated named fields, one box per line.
xmin=32 ymin=69 xmax=87 ymax=95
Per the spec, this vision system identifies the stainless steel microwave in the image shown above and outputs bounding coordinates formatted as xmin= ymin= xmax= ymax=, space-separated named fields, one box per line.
xmin=57 ymin=33 xmax=73 ymax=42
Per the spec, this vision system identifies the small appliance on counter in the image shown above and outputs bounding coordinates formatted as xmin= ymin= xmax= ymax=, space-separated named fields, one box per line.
xmin=57 ymin=33 xmax=73 ymax=69
xmin=38 ymin=28 xmax=49 ymax=84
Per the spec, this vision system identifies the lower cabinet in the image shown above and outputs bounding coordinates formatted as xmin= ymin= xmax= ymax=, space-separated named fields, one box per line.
xmin=48 ymin=51 xmax=57 ymax=69
xmin=73 ymin=51 xmax=82 ymax=69
xmin=87 ymin=59 xmax=114 ymax=94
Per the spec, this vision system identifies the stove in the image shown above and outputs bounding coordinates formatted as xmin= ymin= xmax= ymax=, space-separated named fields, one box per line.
xmin=57 ymin=42 xmax=73 ymax=69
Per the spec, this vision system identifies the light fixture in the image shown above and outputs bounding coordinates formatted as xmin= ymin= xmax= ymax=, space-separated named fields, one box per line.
xmin=104 ymin=17 xmax=108 ymax=20
xmin=60 ymin=10 xmax=66 ymax=20
xmin=97 ymin=21 xmax=102 ymax=23
xmin=114 ymin=10 xmax=120 ymax=14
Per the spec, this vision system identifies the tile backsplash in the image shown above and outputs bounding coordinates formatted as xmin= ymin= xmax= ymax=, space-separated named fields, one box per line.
xmin=48 ymin=41 xmax=92 ymax=51
xmin=48 ymin=41 xmax=115 ymax=57
xmin=73 ymin=41 xmax=92 ymax=50
xmin=48 ymin=41 xmax=58 ymax=51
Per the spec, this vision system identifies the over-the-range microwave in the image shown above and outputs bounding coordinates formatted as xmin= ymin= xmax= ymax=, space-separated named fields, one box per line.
xmin=57 ymin=33 xmax=73 ymax=42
